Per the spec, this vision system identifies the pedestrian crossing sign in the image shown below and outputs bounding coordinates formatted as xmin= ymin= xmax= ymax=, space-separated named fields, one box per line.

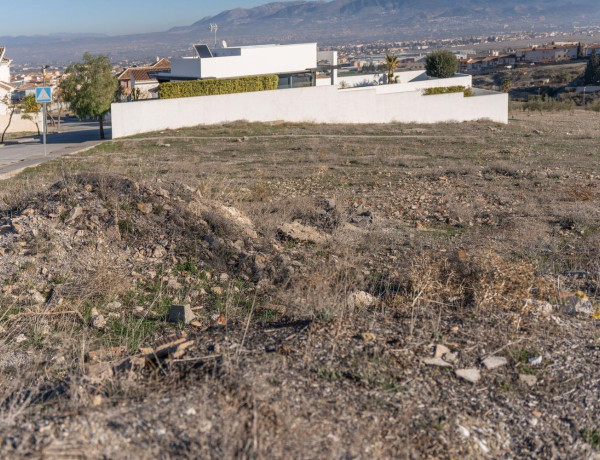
xmin=35 ymin=87 xmax=53 ymax=103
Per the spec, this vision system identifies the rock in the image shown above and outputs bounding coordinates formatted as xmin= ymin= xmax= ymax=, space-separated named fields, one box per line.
xmin=434 ymin=344 xmax=451 ymax=359
xmin=15 ymin=334 xmax=27 ymax=343
xmin=11 ymin=221 xmax=24 ymax=234
xmin=562 ymin=292 xmax=594 ymax=316
xmin=519 ymin=374 xmax=537 ymax=386
xmin=92 ymin=395 xmax=103 ymax=407
xmin=456 ymin=424 xmax=470 ymax=438
xmin=483 ymin=356 xmax=508 ymax=370
xmin=456 ymin=368 xmax=481 ymax=383
xmin=0 ymin=224 xmax=12 ymax=235
xmin=221 ymin=206 xmax=258 ymax=239
xmin=137 ymin=202 xmax=153 ymax=214
xmin=528 ymin=356 xmax=542 ymax=366
xmin=65 ymin=206 xmax=83 ymax=224
xmin=524 ymin=298 xmax=553 ymax=317
xmin=325 ymin=199 xmax=336 ymax=211
xmin=90 ymin=308 xmax=107 ymax=329
xmin=444 ymin=352 xmax=458 ymax=363
xmin=29 ymin=290 xmax=46 ymax=304
xmin=212 ymin=286 xmax=224 ymax=295
xmin=152 ymin=245 xmax=167 ymax=258
xmin=360 ymin=332 xmax=376 ymax=342
xmin=219 ymin=273 xmax=230 ymax=283
xmin=105 ymin=301 xmax=122 ymax=311
xmin=347 ymin=291 xmax=376 ymax=309
xmin=278 ymin=221 xmax=328 ymax=245
xmin=423 ymin=357 xmax=452 ymax=367
xmin=168 ymin=305 xmax=196 ymax=324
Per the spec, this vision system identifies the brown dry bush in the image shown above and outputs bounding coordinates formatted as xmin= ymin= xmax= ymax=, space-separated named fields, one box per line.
xmin=406 ymin=250 xmax=554 ymax=312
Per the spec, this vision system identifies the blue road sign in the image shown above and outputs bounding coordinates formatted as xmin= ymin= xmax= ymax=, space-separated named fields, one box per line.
xmin=35 ymin=87 xmax=53 ymax=103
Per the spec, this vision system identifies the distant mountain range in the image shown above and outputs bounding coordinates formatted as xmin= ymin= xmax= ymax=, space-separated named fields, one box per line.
xmin=2 ymin=0 xmax=600 ymax=65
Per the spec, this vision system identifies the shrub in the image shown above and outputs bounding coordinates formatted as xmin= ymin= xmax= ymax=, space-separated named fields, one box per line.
xmin=425 ymin=50 xmax=458 ymax=78
xmin=159 ymin=74 xmax=279 ymax=99
xmin=523 ymin=95 xmax=575 ymax=112
xmin=423 ymin=86 xmax=472 ymax=97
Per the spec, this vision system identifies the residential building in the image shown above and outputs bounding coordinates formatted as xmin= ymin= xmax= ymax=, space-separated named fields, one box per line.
xmin=516 ymin=44 xmax=578 ymax=63
xmin=118 ymin=58 xmax=170 ymax=100
xmin=584 ymin=44 xmax=600 ymax=57
xmin=0 ymin=46 xmax=14 ymax=115
xmin=157 ymin=43 xmax=322 ymax=89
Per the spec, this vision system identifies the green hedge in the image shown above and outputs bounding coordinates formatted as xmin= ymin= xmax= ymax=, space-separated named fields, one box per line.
xmin=423 ymin=86 xmax=473 ymax=97
xmin=158 ymin=75 xmax=279 ymax=99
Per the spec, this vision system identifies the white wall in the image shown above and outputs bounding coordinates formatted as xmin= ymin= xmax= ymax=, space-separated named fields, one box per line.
xmin=170 ymin=43 xmax=317 ymax=80
xmin=338 ymin=71 xmax=472 ymax=92
xmin=112 ymin=84 xmax=508 ymax=138
xmin=0 ymin=113 xmax=41 ymax=134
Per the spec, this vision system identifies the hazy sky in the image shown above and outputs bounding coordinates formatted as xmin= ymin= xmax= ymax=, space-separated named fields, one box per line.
xmin=1 ymin=0 xmax=282 ymax=36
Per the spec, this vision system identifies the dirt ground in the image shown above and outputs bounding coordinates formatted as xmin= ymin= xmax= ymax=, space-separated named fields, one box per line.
xmin=0 ymin=111 xmax=599 ymax=458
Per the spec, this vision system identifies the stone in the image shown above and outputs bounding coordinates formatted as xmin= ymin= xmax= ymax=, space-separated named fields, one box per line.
xmin=212 ymin=286 xmax=224 ymax=295
xmin=456 ymin=368 xmax=481 ymax=383
xmin=219 ymin=273 xmax=230 ymax=283
xmin=562 ymin=292 xmax=594 ymax=316
xmin=168 ymin=304 xmax=196 ymax=324
xmin=29 ymin=290 xmax=46 ymax=304
xmin=0 ymin=224 xmax=12 ymax=235
xmin=519 ymin=374 xmax=537 ymax=386
xmin=360 ymin=332 xmax=377 ymax=342
xmin=15 ymin=334 xmax=27 ymax=343
xmin=482 ymin=356 xmax=508 ymax=370
xmin=524 ymin=298 xmax=553 ymax=317
xmin=105 ymin=302 xmax=122 ymax=311
xmin=90 ymin=308 xmax=107 ymax=329
xmin=528 ymin=356 xmax=542 ymax=366
xmin=11 ymin=222 xmax=24 ymax=234
xmin=347 ymin=291 xmax=377 ymax=309
xmin=423 ymin=357 xmax=452 ymax=367
xmin=278 ymin=221 xmax=328 ymax=245
xmin=325 ymin=199 xmax=336 ymax=211
xmin=456 ymin=424 xmax=470 ymax=438
xmin=137 ymin=202 xmax=153 ymax=214
xmin=65 ymin=206 xmax=83 ymax=224
xmin=434 ymin=344 xmax=451 ymax=359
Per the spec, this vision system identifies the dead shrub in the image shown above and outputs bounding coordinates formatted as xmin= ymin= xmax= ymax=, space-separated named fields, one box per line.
xmin=406 ymin=250 xmax=554 ymax=311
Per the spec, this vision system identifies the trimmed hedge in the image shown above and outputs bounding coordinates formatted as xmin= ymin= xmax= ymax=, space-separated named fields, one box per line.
xmin=423 ymin=86 xmax=473 ymax=97
xmin=158 ymin=74 xmax=279 ymax=99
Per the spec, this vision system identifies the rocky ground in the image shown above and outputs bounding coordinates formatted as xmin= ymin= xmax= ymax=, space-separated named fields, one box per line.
xmin=0 ymin=111 xmax=599 ymax=458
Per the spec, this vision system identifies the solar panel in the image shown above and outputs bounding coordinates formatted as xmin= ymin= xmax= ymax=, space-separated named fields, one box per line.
xmin=193 ymin=44 xmax=213 ymax=58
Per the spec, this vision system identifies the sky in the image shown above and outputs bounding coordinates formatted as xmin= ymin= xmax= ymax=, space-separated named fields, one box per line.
xmin=1 ymin=0 xmax=281 ymax=36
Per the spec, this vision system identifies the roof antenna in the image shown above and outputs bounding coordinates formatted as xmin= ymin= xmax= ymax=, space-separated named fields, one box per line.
xmin=209 ymin=23 xmax=218 ymax=47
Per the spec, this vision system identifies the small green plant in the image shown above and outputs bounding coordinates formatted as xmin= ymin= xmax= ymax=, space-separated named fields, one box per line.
xmin=176 ymin=259 xmax=199 ymax=275
xmin=118 ymin=219 xmax=134 ymax=236
xmin=582 ymin=428 xmax=600 ymax=450
xmin=425 ymin=50 xmax=458 ymax=78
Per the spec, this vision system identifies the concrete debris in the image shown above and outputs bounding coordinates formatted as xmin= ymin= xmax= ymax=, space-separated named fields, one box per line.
xmin=423 ymin=357 xmax=452 ymax=367
xmin=456 ymin=368 xmax=481 ymax=383
xmin=482 ymin=356 xmax=508 ymax=370
xmin=168 ymin=304 xmax=197 ymax=324
xmin=434 ymin=344 xmax=451 ymax=359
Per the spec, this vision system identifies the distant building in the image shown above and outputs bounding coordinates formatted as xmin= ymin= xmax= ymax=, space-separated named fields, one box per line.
xmin=584 ymin=44 xmax=600 ymax=57
xmin=118 ymin=58 xmax=171 ymax=100
xmin=0 ymin=46 xmax=15 ymax=115
xmin=516 ymin=44 xmax=578 ymax=63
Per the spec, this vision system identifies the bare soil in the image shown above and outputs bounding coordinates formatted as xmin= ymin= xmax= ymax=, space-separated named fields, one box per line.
xmin=0 ymin=111 xmax=599 ymax=458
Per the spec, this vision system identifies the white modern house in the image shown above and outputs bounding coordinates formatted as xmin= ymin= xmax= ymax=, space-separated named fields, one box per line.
xmin=112 ymin=42 xmax=508 ymax=138
xmin=0 ymin=46 xmax=14 ymax=115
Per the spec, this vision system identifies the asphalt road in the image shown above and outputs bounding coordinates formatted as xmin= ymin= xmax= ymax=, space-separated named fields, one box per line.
xmin=0 ymin=120 xmax=111 ymax=178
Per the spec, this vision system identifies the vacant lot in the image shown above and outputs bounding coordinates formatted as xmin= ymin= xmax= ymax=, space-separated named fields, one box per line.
xmin=0 ymin=111 xmax=599 ymax=458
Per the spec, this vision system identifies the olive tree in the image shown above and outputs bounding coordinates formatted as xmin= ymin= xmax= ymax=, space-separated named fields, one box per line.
xmin=425 ymin=50 xmax=458 ymax=79
xmin=60 ymin=53 xmax=118 ymax=139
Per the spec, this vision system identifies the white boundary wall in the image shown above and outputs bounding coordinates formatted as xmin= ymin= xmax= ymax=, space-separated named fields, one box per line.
xmin=0 ymin=113 xmax=41 ymax=134
xmin=112 ymin=85 xmax=508 ymax=138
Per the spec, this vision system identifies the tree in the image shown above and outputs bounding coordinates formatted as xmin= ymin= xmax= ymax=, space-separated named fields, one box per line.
xmin=584 ymin=50 xmax=600 ymax=85
xmin=21 ymin=94 xmax=42 ymax=135
xmin=577 ymin=42 xmax=585 ymax=59
xmin=60 ymin=53 xmax=118 ymax=139
xmin=1 ymin=95 xmax=17 ymax=144
xmin=501 ymin=78 xmax=512 ymax=93
xmin=383 ymin=54 xmax=399 ymax=84
xmin=425 ymin=50 xmax=458 ymax=79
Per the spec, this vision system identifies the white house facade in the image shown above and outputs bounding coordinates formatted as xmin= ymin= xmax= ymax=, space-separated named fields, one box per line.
xmin=0 ymin=46 xmax=14 ymax=115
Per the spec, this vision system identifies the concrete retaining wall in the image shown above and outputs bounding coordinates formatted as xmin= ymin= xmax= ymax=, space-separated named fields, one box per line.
xmin=112 ymin=84 xmax=508 ymax=139
xmin=0 ymin=113 xmax=41 ymax=134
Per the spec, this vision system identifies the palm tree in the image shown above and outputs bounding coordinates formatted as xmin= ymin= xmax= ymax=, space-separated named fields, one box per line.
xmin=384 ymin=54 xmax=399 ymax=84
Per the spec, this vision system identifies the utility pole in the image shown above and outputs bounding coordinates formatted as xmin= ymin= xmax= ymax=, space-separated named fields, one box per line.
xmin=42 ymin=65 xmax=48 ymax=155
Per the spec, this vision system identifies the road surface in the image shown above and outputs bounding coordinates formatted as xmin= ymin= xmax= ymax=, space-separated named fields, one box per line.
xmin=0 ymin=120 xmax=111 ymax=178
